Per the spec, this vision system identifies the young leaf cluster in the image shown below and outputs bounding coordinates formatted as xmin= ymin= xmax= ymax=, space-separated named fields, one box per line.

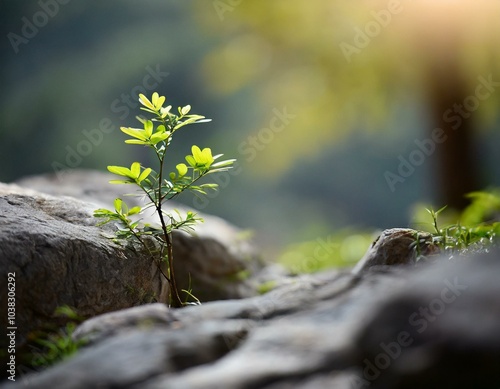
xmin=93 ymin=92 xmax=235 ymax=307
xmin=416 ymin=189 xmax=500 ymax=258
xmin=30 ymin=306 xmax=86 ymax=369
xmin=31 ymin=323 xmax=83 ymax=368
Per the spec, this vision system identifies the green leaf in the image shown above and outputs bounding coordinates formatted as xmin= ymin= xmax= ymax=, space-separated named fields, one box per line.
xmin=139 ymin=93 xmax=155 ymax=110
xmin=201 ymin=148 xmax=214 ymax=165
xmin=114 ymin=198 xmax=123 ymax=213
xmin=109 ymin=179 xmax=134 ymax=184
xmin=187 ymin=114 xmax=208 ymax=121
xmin=130 ymin=162 xmax=141 ymax=179
xmin=180 ymin=105 xmax=191 ymax=115
xmin=190 ymin=145 xmax=214 ymax=165
xmin=108 ymin=165 xmax=131 ymax=177
xmin=136 ymin=116 xmax=147 ymax=124
xmin=173 ymin=115 xmax=210 ymax=130
xmin=160 ymin=106 xmax=172 ymax=118
xmin=163 ymin=179 xmax=174 ymax=188
xmin=93 ymin=208 xmax=115 ymax=217
xmin=124 ymin=139 xmax=148 ymax=145
xmin=121 ymin=127 xmax=148 ymax=141
xmin=150 ymin=132 xmax=170 ymax=144
xmin=128 ymin=206 xmax=142 ymax=216
xmin=144 ymin=120 xmax=154 ymax=138
xmin=211 ymin=159 xmax=236 ymax=168
xmin=176 ymin=163 xmax=188 ymax=177
xmin=139 ymin=106 xmax=158 ymax=115
xmin=193 ymin=118 xmax=212 ymax=124
xmin=200 ymin=183 xmax=218 ymax=190
xmin=435 ymin=205 xmax=448 ymax=216
xmin=191 ymin=187 xmax=207 ymax=195
xmin=185 ymin=155 xmax=196 ymax=167
xmin=152 ymin=92 xmax=166 ymax=110
xmin=138 ymin=167 xmax=151 ymax=183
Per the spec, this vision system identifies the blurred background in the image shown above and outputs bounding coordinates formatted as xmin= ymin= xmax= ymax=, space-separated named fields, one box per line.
xmin=1 ymin=1 xmax=499 ymax=265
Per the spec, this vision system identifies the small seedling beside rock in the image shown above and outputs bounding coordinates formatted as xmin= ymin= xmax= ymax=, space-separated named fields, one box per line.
xmin=94 ymin=92 xmax=235 ymax=307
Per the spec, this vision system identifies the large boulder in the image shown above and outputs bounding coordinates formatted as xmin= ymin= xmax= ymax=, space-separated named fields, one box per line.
xmin=5 ymin=249 xmax=500 ymax=388
xmin=0 ymin=170 xmax=264 ymax=375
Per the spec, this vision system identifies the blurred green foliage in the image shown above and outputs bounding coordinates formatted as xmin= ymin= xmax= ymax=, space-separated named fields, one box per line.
xmin=279 ymin=229 xmax=375 ymax=274
xmin=281 ymin=188 xmax=500 ymax=274
xmin=1 ymin=1 xmax=500 ymax=257
xmin=461 ymin=190 xmax=500 ymax=226
xmin=28 ymin=306 xmax=85 ymax=369
xmin=195 ymin=0 xmax=500 ymax=176
xmin=412 ymin=188 xmax=500 ymax=232
xmin=411 ymin=189 xmax=500 ymax=255
xmin=31 ymin=322 xmax=82 ymax=368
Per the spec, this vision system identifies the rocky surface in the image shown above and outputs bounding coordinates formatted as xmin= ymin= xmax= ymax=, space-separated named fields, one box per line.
xmin=351 ymin=228 xmax=439 ymax=274
xmin=2 ymin=170 xmax=500 ymax=388
xmin=15 ymin=170 xmax=257 ymax=255
xmin=0 ymin=170 xmax=264 ymax=375
xmin=16 ymin=170 xmax=266 ymax=300
xmin=4 ymin=249 xmax=500 ymax=388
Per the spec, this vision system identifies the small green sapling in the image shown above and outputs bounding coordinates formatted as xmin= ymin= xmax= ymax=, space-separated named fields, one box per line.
xmin=94 ymin=92 xmax=235 ymax=307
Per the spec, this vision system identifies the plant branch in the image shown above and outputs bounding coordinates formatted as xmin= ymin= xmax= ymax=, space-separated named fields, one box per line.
xmin=95 ymin=92 xmax=236 ymax=309
xmin=125 ymin=219 xmax=172 ymax=284
xmin=156 ymin=146 xmax=183 ymax=308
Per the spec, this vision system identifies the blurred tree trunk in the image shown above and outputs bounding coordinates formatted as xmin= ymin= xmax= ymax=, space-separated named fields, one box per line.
xmin=426 ymin=60 xmax=480 ymax=210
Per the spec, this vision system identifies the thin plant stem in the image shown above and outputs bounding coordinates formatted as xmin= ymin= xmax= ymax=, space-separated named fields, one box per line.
xmin=155 ymin=129 xmax=183 ymax=308
xmin=95 ymin=92 xmax=236 ymax=309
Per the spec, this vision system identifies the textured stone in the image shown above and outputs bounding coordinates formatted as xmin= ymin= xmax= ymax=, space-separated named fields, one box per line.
xmin=5 ymin=250 xmax=500 ymax=389
xmin=0 ymin=183 xmax=167 ymax=348
xmin=10 ymin=323 xmax=245 ymax=389
xmin=350 ymin=251 xmax=500 ymax=389
xmin=352 ymin=228 xmax=439 ymax=274
xmin=15 ymin=170 xmax=264 ymax=301
xmin=4 ymin=172 xmax=500 ymax=389
xmin=71 ymin=303 xmax=175 ymax=344
xmin=0 ymin=171 xmax=264 ymax=378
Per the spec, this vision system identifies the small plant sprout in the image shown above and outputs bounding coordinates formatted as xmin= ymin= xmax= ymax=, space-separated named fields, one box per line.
xmin=414 ymin=192 xmax=500 ymax=259
xmin=94 ymin=92 xmax=235 ymax=307
xmin=30 ymin=306 xmax=85 ymax=369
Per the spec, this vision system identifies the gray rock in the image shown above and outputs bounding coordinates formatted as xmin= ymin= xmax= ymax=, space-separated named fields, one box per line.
xmin=9 ymin=322 xmax=245 ymax=389
xmin=4 ymin=269 xmax=403 ymax=388
xmin=15 ymin=169 xmax=258 ymax=256
xmin=350 ymin=250 xmax=500 ymax=389
xmin=71 ymin=303 xmax=174 ymax=344
xmin=5 ymin=250 xmax=500 ymax=389
xmin=0 ymin=171 xmax=264 ymax=376
xmin=352 ymin=228 xmax=439 ymax=274
xmin=4 ymin=171 xmax=500 ymax=388
xmin=15 ymin=170 xmax=265 ymax=300
xmin=0 ymin=183 xmax=167 ymax=348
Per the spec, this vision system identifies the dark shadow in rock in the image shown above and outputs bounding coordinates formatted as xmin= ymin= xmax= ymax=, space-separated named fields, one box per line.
xmin=351 ymin=250 xmax=500 ymax=389
xmin=6 ymin=321 xmax=247 ymax=389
